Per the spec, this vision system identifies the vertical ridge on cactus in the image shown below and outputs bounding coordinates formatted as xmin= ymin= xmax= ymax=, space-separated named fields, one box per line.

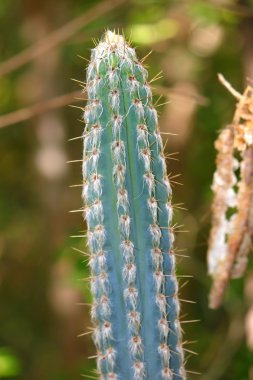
xmin=81 ymin=30 xmax=186 ymax=379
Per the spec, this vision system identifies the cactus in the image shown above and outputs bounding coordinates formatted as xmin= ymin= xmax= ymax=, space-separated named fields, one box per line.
xmin=81 ymin=31 xmax=186 ymax=379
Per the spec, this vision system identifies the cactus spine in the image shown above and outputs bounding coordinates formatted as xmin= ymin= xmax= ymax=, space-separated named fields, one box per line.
xmin=82 ymin=31 xmax=185 ymax=380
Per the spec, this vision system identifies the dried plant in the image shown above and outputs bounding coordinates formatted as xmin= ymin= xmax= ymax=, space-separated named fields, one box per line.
xmin=208 ymin=74 xmax=253 ymax=309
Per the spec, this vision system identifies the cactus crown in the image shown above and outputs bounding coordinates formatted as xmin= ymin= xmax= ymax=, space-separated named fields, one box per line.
xmin=82 ymin=30 xmax=186 ymax=379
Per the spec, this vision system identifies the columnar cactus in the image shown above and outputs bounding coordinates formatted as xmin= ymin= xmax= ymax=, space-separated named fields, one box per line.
xmin=81 ymin=31 xmax=186 ymax=379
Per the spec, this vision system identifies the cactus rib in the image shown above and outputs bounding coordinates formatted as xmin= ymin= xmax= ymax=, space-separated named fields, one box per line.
xmin=82 ymin=31 xmax=186 ymax=380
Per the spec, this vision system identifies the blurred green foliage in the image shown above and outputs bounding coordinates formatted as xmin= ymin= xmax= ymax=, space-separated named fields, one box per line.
xmin=0 ymin=348 xmax=21 ymax=377
xmin=0 ymin=0 xmax=253 ymax=379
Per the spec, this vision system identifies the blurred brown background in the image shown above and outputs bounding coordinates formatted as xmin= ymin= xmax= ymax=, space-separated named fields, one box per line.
xmin=0 ymin=0 xmax=253 ymax=379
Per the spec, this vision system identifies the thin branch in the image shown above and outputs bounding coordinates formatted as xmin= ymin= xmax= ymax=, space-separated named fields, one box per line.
xmin=155 ymin=85 xmax=209 ymax=106
xmin=213 ymin=2 xmax=253 ymax=18
xmin=0 ymin=0 xmax=126 ymax=77
xmin=0 ymin=91 xmax=83 ymax=129
xmin=217 ymin=73 xmax=242 ymax=100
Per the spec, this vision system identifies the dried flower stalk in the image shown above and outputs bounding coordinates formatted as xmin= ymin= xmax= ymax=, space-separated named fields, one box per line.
xmin=208 ymin=76 xmax=253 ymax=309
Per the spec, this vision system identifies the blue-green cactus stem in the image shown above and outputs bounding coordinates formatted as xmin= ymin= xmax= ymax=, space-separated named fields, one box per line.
xmin=82 ymin=31 xmax=186 ymax=380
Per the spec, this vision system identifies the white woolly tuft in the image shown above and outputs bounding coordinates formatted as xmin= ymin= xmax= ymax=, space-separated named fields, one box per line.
xmin=130 ymin=335 xmax=143 ymax=357
xmin=133 ymin=361 xmax=145 ymax=380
